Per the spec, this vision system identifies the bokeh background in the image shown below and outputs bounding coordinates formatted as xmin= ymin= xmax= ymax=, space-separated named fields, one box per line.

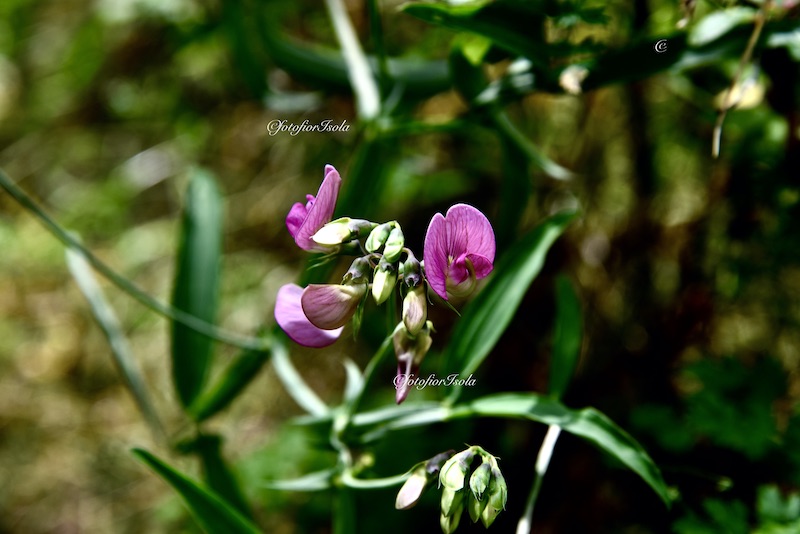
xmin=1 ymin=0 xmax=800 ymax=532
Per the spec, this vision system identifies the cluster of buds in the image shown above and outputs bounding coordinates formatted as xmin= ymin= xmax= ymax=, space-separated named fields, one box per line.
xmin=396 ymin=446 xmax=507 ymax=533
xmin=274 ymin=165 xmax=496 ymax=403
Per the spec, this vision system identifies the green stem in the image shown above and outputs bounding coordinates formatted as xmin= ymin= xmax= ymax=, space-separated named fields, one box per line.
xmin=516 ymin=424 xmax=561 ymax=534
xmin=344 ymin=334 xmax=395 ymax=422
xmin=324 ymin=0 xmax=380 ymax=120
xmin=0 ymin=169 xmax=269 ymax=352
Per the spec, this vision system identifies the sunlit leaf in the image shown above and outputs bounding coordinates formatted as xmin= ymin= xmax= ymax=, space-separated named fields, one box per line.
xmin=171 ymin=168 xmax=224 ymax=410
xmin=689 ymin=7 xmax=757 ymax=47
xmin=443 ymin=210 xmax=577 ymax=401
xmin=271 ymin=336 xmax=329 ymax=416
xmin=549 ymin=275 xmax=582 ymax=399
xmin=132 ymin=448 xmax=262 ymax=534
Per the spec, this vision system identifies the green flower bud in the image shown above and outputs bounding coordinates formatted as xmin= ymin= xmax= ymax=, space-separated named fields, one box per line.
xmin=469 ymin=461 xmax=491 ymax=500
xmin=466 ymin=488 xmax=487 ymax=523
xmin=372 ymin=260 xmax=397 ymax=305
xmin=402 ymin=255 xmax=422 ymax=288
xmin=402 ymin=284 xmax=427 ymax=335
xmin=365 ymin=222 xmax=394 ymax=253
xmin=395 ymin=464 xmax=428 ymax=510
xmin=343 ymin=256 xmax=372 ymax=284
xmin=440 ymin=510 xmax=462 ymax=534
xmin=440 ymin=486 xmax=465 ymax=517
xmin=383 ymin=226 xmax=405 ymax=263
xmin=439 ymin=449 xmax=476 ymax=491
xmin=480 ymin=468 xmax=507 ymax=528
xmin=312 ymin=218 xmax=375 ymax=246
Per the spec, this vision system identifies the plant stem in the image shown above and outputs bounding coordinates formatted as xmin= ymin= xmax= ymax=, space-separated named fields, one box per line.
xmin=324 ymin=0 xmax=380 ymax=120
xmin=0 ymin=168 xmax=269 ymax=351
xmin=516 ymin=424 xmax=562 ymax=534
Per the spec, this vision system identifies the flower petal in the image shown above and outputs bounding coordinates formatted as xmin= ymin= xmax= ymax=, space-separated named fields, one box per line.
xmin=423 ymin=212 xmax=449 ymax=300
xmin=301 ymin=283 xmax=365 ymax=330
xmin=285 ymin=198 xmax=310 ymax=238
xmin=466 ymin=252 xmax=493 ymax=279
xmin=445 ymin=204 xmax=495 ymax=267
xmin=293 ymin=166 xmax=343 ymax=251
xmin=275 ymin=284 xmax=342 ymax=348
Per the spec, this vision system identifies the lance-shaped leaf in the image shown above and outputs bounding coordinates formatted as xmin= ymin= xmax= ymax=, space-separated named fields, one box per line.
xmin=443 ymin=210 xmax=577 ymax=402
xmin=549 ymin=275 xmax=582 ymax=399
xmin=132 ymin=448 xmax=262 ymax=534
xmin=349 ymin=393 xmax=671 ymax=506
xmin=171 ymin=169 xmax=223 ymax=410
xmin=188 ymin=343 xmax=271 ymax=422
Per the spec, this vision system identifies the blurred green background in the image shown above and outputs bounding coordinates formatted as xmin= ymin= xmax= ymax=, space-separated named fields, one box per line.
xmin=1 ymin=0 xmax=800 ymax=532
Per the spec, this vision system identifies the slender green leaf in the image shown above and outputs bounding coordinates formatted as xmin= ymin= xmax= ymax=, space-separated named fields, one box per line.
xmin=171 ymin=169 xmax=224 ymax=410
xmin=461 ymin=394 xmax=671 ymax=506
xmin=271 ymin=336 xmax=329 ymax=416
xmin=192 ymin=435 xmax=253 ymax=519
xmin=351 ymin=393 xmax=671 ymax=506
xmin=444 ymin=211 xmax=577 ymax=401
xmin=549 ymin=275 xmax=582 ymax=399
xmin=342 ymin=358 xmax=364 ymax=406
xmin=66 ymin=249 xmax=165 ymax=441
xmin=132 ymin=448 xmax=262 ymax=534
xmin=491 ymin=111 xmax=574 ymax=181
xmin=189 ymin=342 xmax=272 ymax=422
xmin=262 ymin=468 xmax=337 ymax=491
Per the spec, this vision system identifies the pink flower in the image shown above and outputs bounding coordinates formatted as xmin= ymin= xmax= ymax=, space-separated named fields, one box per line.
xmin=423 ymin=204 xmax=495 ymax=301
xmin=274 ymin=284 xmax=343 ymax=348
xmin=286 ymin=165 xmax=342 ymax=251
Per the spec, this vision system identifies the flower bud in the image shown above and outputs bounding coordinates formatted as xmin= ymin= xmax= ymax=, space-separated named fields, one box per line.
xmin=402 ymin=255 xmax=422 ymax=288
xmin=312 ymin=218 xmax=375 ymax=246
xmin=440 ymin=486 xmax=465 ymax=517
xmin=372 ymin=259 xmax=397 ymax=305
xmin=469 ymin=461 xmax=491 ymax=500
xmin=383 ymin=226 xmax=405 ymax=263
xmin=440 ymin=509 xmax=462 ymax=534
xmin=402 ymin=285 xmax=427 ymax=336
xmin=480 ymin=468 xmax=507 ymax=528
xmin=393 ymin=323 xmax=433 ymax=404
xmin=365 ymin=222 xmax=394 ymax=253
xmin=395 ymin=464 xmax=428 ymax=510
xmin=466 ymin=488 xmax=486 ymax=523
xmin=343 ymin=256 xmax=372 ymax=284
xmin=439 ymin=449 xmax=476 ymax=491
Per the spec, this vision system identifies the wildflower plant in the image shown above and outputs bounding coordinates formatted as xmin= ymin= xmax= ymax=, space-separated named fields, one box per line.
xmin=6 ymin=0 xmax=763 ymax=529
xmin=276 ymin=164 xmax=497 ymax=405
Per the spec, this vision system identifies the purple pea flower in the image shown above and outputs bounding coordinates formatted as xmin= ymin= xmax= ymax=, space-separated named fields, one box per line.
xmin=301 ymin=283 xmax=366 ymax=330
xmin=286 ymin=165 xmax=342 ymax=251
xmin=274 ymin=284 xmax=343 ymax=348
xmin=423 ymin=204 xmax=495 ymax=301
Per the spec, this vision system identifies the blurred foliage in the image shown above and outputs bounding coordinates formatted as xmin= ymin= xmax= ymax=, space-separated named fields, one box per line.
xmin=1 ymin=0 xmax=800 ymax=532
